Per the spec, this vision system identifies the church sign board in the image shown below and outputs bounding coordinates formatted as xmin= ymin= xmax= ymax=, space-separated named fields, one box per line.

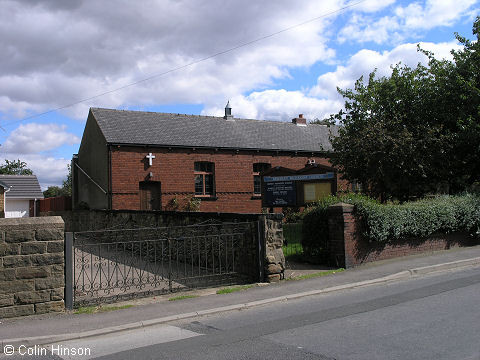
xmin=264 ymin=180 xmax=296 ymax=206
xmin=261 ymin=164 xmax=336 ymax=208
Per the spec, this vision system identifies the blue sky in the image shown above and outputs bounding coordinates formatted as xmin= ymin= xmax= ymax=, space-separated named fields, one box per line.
xmin=0 ymin=0 xmax=478 ymax=189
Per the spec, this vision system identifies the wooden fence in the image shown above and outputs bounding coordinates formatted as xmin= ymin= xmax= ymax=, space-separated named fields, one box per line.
xmin=39 ymin=196 xmax=72 ymax=212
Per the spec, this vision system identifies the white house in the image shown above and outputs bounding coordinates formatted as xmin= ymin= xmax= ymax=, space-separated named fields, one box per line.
xmin=0 ymin=175 xmax=44 ymax=218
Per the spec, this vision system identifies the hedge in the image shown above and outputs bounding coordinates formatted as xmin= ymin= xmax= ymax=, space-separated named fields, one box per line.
xmin=353 ymin=194 xmax=480 ymax=242
xmin=300 ymin=193 xmax=480 ymax=261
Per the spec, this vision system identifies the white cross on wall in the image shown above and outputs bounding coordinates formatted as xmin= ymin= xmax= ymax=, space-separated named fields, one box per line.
xmin=146 ymin=153 xmax=155 ymax=166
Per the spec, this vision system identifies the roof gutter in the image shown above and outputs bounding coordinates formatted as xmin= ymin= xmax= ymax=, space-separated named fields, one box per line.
xmin=5 ymin=196 xmax=44 ymax=200
xmin=107 ymin=142 xmax=333 ymax=155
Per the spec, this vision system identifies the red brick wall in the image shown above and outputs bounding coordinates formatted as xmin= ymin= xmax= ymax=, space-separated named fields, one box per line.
xmin=327 ymin=203 xmax=479 ymax=268
xmin=110 ymin=147 xmax=348 ymax=213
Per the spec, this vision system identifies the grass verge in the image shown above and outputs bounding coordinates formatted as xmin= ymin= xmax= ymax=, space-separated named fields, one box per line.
xmin=216 ymin=284 xmax=254 ymax=295
xmin=168 ymin=294 xmax=199 ymax=301
xmin=74 ymin=304 xmax=134 ymax=315
xmin=286 ymin=268 xmax=345 ymax=281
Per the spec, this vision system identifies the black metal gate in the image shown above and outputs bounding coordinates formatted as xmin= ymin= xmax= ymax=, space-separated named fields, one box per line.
xmin=65 ymin=221 xmax=261 ymax=308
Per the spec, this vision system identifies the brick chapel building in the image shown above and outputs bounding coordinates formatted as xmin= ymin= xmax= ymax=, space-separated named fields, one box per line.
xmin=73 ymin=104 xmax=347 ymax=213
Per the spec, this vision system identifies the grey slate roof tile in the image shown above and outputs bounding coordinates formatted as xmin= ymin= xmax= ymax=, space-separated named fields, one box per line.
xmin=90 ymin=108 xmax=337 ymax=152
xmin=0 ymin=175 xmax=44 ymax=199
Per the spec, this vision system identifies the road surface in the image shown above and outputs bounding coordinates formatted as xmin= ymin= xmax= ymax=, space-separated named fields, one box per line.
xmin=3 ymin=266 xmax=480 ymax=359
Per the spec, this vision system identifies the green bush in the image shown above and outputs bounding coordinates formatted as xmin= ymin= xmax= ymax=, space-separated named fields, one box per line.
xmin=301 ymin=194 xmax=480 ymax=259
xmin=354 ymin=194 xmax=480 ymax=242
xmin=283 ymin=207 xmax=303 ymax=223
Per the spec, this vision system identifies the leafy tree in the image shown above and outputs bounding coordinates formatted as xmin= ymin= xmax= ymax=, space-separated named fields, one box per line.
xmin=327 ymin=64 xmax=443 ymax=202
xmin=326 ymin=17 xmax=480 ymax=201
xmin=310 ymin=118 xmax=331 ymax=125
xmin=43 ymin=164 xmax=72 ymax=198
xmin=0 ymin=159 xmax=33 ymax=175
xmin=43 ymin=186 xmax=64 ymax=198
xmin=61 ymin=164 xmax=72 ymax=196
xmin=428 ymin=17 xmax=480 ymax=192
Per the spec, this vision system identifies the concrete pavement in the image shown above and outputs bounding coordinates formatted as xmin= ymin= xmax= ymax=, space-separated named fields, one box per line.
xmin=2 ymin=245 xmax=480 ymax=351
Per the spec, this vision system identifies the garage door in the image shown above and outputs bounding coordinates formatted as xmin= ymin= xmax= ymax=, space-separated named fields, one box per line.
xmin=5 ymin=200 xmax=30 ymax=218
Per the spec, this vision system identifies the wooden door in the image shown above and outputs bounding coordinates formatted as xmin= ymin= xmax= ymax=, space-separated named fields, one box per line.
xmin=139 ymin=181 xmax=161 ymax=210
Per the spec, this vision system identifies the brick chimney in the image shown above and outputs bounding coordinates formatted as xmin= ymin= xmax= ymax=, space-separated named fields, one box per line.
xmin=292 ymin=114 xmax=307 ymax=126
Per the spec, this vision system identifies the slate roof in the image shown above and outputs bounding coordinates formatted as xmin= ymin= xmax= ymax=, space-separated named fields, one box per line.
xmin=90 ymin=108 xmax=337 ymax=153
xmin=0 ymin=175 xmax=44 ymax=199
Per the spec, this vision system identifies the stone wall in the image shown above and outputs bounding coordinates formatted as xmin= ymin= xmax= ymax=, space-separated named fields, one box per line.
xmin=263 ymin=217 xmax=285 ymax=282
xmin=327 ymin=202 xmax=479 ymax=268
xmin=0 ymin=217 xmax=64 ymax=318
xmin=45 ymin=209 xmax=285 ymax=282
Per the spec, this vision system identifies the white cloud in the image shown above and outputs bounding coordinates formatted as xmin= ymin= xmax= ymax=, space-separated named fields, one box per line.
xmin=26 ymin=155 xmax=70 ymax=189
xmin=0 ymin=122 xmax=78 ymax=188
xmin=0 ymin=0 xmax=474 ymax=188
xmin=310 ymin=41 xmax=462 ymax=99
xmin=338 ymin=14 xmax=401 ymax=44
xmin=349 ymin=0 xmax=396 ymax=13
xmin=0 ymin=0 xmax=341 ymax=120
xmin=215 ymin=41 xmax=463 ymax=124
xmin=396 ymin=0 xmax=478 ymax=30
xmin=339 ymin=0 xmax=477 ymax=44
xmin=203 ymin=90 xmax=343 ymax=122
xmin=2 ymin=123 xmax=80 ymax=154
xmin=0 ymin=153 xmax=69 ymax=189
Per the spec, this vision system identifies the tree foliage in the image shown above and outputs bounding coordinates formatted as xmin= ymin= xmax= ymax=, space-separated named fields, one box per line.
xmin=326 ymin=17 xmax=480 ymax=201
xmin=61 ymin=164 xmax=72 ymax=196
xmin=0 ymin=159 xmax=33 ymax=175
xmin=43 ymin=164 xmax=72 ymax=198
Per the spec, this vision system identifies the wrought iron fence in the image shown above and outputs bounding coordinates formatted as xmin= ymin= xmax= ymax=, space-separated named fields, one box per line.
xmin=283 ymin=222 xmax=304 ymax=263
xmin=65 ymin=221 xmax=260 ymax=308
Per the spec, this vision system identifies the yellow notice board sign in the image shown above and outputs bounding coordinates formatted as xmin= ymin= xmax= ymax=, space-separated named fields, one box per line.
xmin=304 ymin=182 xmax=332 ymax=202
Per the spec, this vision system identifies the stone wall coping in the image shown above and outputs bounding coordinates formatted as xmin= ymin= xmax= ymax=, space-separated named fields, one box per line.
xmin=47 ymin=209 xmax=284 ymax=221
xmin=0 ymin=216 xmax=64 ymax=231
xmin=327 ymin=202 xmax=355 ymax=213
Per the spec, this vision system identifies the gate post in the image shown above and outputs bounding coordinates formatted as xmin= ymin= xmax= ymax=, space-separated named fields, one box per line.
xmin=168 ymin=238 xmax=172 ymax=292
xmin=256 ymin=220 xmax=265 ymax=282
xmin=65 ymin=232 xmax=74 ymax=310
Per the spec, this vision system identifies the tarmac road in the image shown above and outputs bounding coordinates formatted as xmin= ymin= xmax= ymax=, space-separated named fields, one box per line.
xmin=3 ymin=266 xmax=480 ymax=360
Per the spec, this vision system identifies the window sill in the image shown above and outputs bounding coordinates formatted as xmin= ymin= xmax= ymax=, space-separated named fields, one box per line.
xmin=251 ymin=195 xmax=262 ymax=200
xmin=194 ymin=196 xmax=218 ymax=201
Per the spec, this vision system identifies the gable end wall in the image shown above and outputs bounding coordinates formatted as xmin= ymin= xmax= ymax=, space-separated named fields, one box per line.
xmin=75 ymin=112 xmax=109 ymax=209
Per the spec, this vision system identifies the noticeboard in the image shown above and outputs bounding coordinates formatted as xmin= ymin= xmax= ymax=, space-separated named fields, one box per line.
xmin=264 ymin=181 xmax=296 ymax=206
xmin=303 ymin=182 xmax=332 ymax=203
